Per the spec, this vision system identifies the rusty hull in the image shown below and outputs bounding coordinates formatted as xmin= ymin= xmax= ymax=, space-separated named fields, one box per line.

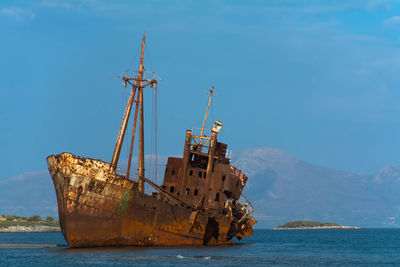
xmin=47 ymin=153 xmax=253 ymax=248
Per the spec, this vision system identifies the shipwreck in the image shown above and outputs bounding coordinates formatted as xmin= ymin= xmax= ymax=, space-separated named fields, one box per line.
xmin=47 ymin=33 xmax=256 ymax=247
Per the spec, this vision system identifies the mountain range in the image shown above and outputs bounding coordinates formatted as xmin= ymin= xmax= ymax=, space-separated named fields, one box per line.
xmin=234 ymin=148 xmax=400 ymax=228
xmin=1 ymin=147 xmax=399 ymax=228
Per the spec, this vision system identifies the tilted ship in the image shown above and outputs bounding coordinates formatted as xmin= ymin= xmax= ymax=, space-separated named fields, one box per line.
xmin=47 ymin=33 xmax=256 ymax=247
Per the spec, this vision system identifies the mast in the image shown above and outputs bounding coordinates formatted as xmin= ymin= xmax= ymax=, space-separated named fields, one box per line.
xmin=138 ymin=33 xmax=146 ymax=193
xmin=199 ymin=86 xmax=214 ymax=144
xmin=111 ymin=32 xmax=160 ymax=192
xmin=110 ymin=84 xmax=137 ymax=171
xmin=110 ymin=32 xmax=146 ymax=174
xmin=126 ymin=96 xmax=139 ymax=179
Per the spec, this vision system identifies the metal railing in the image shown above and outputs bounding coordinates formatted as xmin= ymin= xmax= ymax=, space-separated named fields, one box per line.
xmin=238 ymin=194 xmax=255 ymax=216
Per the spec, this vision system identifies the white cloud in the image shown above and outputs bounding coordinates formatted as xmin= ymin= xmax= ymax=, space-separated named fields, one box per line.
xmin=0 ymin=8 xmax=35 ymax=22
xmin=365 ymin=0 xmax=392 ymax=11
xmin=267 ymin=190 xmax=280 ymax=199
xmin=385 ymin=16 xmax=400 ymax=25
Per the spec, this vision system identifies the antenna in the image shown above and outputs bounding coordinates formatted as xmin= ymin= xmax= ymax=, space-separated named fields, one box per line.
xmin=199 ymin=86 xmax=214 ymax=144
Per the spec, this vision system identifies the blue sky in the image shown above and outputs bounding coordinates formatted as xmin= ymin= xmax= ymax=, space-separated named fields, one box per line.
xmin=0 ymin=0 xmax=399 ymax=179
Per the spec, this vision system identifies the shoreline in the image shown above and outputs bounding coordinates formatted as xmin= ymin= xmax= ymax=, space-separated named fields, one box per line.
xmin=273 ymin=225 xmax=362 ymax=230
xmin=0 ymin=225 xmax=61 ymax=233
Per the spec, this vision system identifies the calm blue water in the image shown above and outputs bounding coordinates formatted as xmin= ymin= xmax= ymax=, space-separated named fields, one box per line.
xmin=1 ymin=229 xmax=400 ymax=266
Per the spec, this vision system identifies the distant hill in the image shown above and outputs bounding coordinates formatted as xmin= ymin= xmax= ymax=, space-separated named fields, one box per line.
xmin=233 ymin=148 xmax=400 ymax=228
xmin=0 ymin=171 xmax=58 ymax=218
xmin=1 ymin=148 xmax=400 ymax=228
xmin=276 ymin=220 xmax=340 ymax=229
xmin=275 ymin=220 xmax=361 ymax=229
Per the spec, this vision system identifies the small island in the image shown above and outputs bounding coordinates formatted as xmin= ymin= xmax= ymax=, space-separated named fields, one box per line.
xmin=275 ymin=220 xmax=361 ymax=230
xmin=0 ymin=214 xmax=60 ymax=233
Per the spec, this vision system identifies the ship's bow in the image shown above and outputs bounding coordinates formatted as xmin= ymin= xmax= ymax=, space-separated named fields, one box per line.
xmin=47 ymin=154 xmax=69 ymax=239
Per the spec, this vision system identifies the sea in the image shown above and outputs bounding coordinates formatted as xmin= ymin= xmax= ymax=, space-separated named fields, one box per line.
xmin=1 ymin=229 xmax=400 ymax=266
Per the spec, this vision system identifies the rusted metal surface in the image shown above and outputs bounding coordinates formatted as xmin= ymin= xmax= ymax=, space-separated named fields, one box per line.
xmin=137 ymin=33 xmax=146 ymax=194
xmin=47 ymin=151 xmax=255 ymax=247
xmin=203 ymin=131 xmax=217 ymax=208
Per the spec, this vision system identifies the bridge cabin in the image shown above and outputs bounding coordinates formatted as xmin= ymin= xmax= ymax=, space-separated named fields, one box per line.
xmin=161 ymin=122 xmax=248 ymax=210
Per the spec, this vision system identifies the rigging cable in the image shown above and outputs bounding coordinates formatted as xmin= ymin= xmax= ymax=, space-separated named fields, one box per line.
xmin=210 ymin=93 xmax=215 ymax=132
xmin=126 ymin=45 xmax=141 ymax=73
xmin=120 ymin=82 xmax=129 ymax=173
xmin=149 ymin=82 xmax=157 ymax=187
xmin=150 ymin=86 xmax=154 ymax=186
xmin=145 ymin=38 xmax=158 ymax=187
xmin=125 ymin=86 xmax=129 ymax=168
xmin=154 ymin=85 xmax=158 ymax=184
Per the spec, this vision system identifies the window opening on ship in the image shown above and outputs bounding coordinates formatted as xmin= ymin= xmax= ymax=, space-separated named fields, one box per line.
xmin=222 ymin=175 xmax=226 ymax=181
xmin=186 ymin=188 xmax=190 ymax=195
xmin=203 ymin=172 xmax=206 ymax=178
xmin=189 ymin=170 xmax=193 ymax=176
xmin=194 ymin=189 xmax=198 ymax=196
xmin=215 ymin=192 xmax=220 ymax=202
xmin=170 ymin=186 xmax=174 ymax=193
xmin=171 ymin=169 xmax=176 ymax=175
xmin=198 ymin=171 xmax=202 ymax=178
xmin=162 ymin=185 xmax=166 ymax=189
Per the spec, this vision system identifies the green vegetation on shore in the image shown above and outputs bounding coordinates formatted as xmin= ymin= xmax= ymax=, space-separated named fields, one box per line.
xmin=0 ymin=214 xmax=59 ymax=228
xmin=277 ymin=220 xmax=341 ymax=229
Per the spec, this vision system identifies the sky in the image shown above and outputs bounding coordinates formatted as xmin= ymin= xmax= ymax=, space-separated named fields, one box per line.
xmin=0 ymin=0 xmax=399 ymax=179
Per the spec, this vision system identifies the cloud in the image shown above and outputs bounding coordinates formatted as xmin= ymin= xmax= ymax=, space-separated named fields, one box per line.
xmin=385 ymin=15 xmax=400 ymax=25
xmin=0 ymin=8 xmax=35 ymax=22
xmin=267 ymin=190 xmax=280 ymax=199
xmin=40 ymin=0 xmax=130 ymax=13
xmin=41 ymin=0 xmax=72 ymax=9
xmin=0 ymin=171 xmax=47 ymax=182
